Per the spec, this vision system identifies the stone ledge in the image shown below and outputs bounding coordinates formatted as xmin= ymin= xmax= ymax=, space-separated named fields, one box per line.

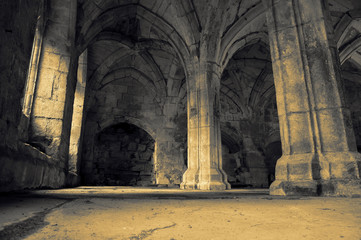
xmin=0 ymin=143 xmax=67 ymax=192
xmin=1 ymin=142 xmax=65 ymax=169
xmin=18 ymin=143 xmax=55 ymax=165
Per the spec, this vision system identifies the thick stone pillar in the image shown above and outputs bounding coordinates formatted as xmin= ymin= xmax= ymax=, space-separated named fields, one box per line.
xmin=29 ymin=0 xmax=77 ymax=164
xmin=265 ymin=0 xmax=361 ymax=196
xmin=181 ymin=62 xmax=230 ymax=190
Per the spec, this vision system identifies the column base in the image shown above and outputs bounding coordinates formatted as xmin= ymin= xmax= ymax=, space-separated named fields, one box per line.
xmin=181 ymin=181 xmax=230 ymax=190
xmin=198 ymin=180 xmax=231 ymax=190
xmin=180 ymin=168 xmax=199 ymax=190
xmin=274 ymin=153 xmax=318 ymax=181
xmin=196 ymin=167 xmax=231 ymax=190
xmin=319 ymin=151 xmax=361 ymax=179
xmin=270 ymin=180 xmax=319 ymax=196
xmin=270 ymin=179 xmax=361 ymax=197
xmin=272 ymin=151 xmax=361 ymax=196
xmin=180 ymin=168 xmax=231 ymax=190
xmin=180 ymin=182 xmax=198 ymax=190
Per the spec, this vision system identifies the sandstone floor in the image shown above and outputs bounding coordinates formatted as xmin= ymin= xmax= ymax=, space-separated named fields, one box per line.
xmin=0 ymin=187 xmax=360 ymax=240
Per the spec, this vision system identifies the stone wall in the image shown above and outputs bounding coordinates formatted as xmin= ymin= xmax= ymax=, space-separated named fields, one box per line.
xmin=0 ymin=0 xmax=67 ymax=191
xmin=81 ymin=76 xmax=187 ymax=186
xmin=82 ymin=123 xmax=155 ymax=186
xmin=0 ymin=0 xmax=39 ymax=148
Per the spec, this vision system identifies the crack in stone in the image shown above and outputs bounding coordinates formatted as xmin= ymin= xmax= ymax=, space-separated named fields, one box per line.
xmin=128 ymin=223 xmax=177 ymax=240
xmin=0 ymin=199 xmax=73 ymax=240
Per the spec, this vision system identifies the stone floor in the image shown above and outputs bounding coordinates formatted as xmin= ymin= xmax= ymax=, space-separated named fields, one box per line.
xmin=0 ymin=187 xmax=360 ymax=240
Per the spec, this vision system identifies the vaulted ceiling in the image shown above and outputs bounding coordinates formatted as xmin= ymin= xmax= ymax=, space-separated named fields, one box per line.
xmin=76 ymin=0 xmax=361 ymax=116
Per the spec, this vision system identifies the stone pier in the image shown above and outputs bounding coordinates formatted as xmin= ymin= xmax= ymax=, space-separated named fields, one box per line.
xmin=265 ymin=0 xmax=361 ymax=196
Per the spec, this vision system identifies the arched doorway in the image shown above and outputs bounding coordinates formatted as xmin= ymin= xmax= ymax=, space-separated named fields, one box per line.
xmin=220 ymin=41 xmax=277 ymax=188
xmin=81 ymin=122 xmax=155 ymax=186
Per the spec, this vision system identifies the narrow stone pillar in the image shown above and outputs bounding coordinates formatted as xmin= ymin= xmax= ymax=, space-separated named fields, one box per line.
xmin=29 ymin=0 xmax=77 ymax=164
xmin=181 ymin=62 xmax=230 ymax=190
xmin=265 ymin=0 xmax=361 ymax=196
xmin=68 ymin=49 xmax=87 ymax=184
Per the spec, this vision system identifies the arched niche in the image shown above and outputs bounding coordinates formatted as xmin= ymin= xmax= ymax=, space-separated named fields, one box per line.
xmin=81 ymin=122 xmax=155 ymax=186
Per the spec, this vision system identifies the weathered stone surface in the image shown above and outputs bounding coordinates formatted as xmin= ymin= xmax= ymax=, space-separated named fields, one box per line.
xmin=81 ymin=122 xmax=156 ymax=186
xmin=28 ymin=0 xmax=78 ymax=164
xmin=181 ymin=61 xmax=230 ymax=190
xmin=1 ymin=0 xmax=361 ymax=196
xmin=265 ymin=0 xmax=361 ymax=196
xmin=0 ymin=144 xmax=66 ymax=192
xmin=0 ymin=0 xmax=69 ymax=191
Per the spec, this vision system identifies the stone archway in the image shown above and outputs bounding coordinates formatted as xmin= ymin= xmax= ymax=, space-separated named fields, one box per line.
xmin=82 ymin=122 xmax=155 ymax=186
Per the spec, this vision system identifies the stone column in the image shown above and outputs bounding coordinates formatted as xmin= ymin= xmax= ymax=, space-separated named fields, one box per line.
xmin=181 ymin=62 xmax=230 ymax=190
xmin=29 ymin=0 xmax=77 ymax=164
xmin=68 ymin=50 xmax=87 ymax=185
xmin=265 ymin=0 xmax=361 ymax=196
